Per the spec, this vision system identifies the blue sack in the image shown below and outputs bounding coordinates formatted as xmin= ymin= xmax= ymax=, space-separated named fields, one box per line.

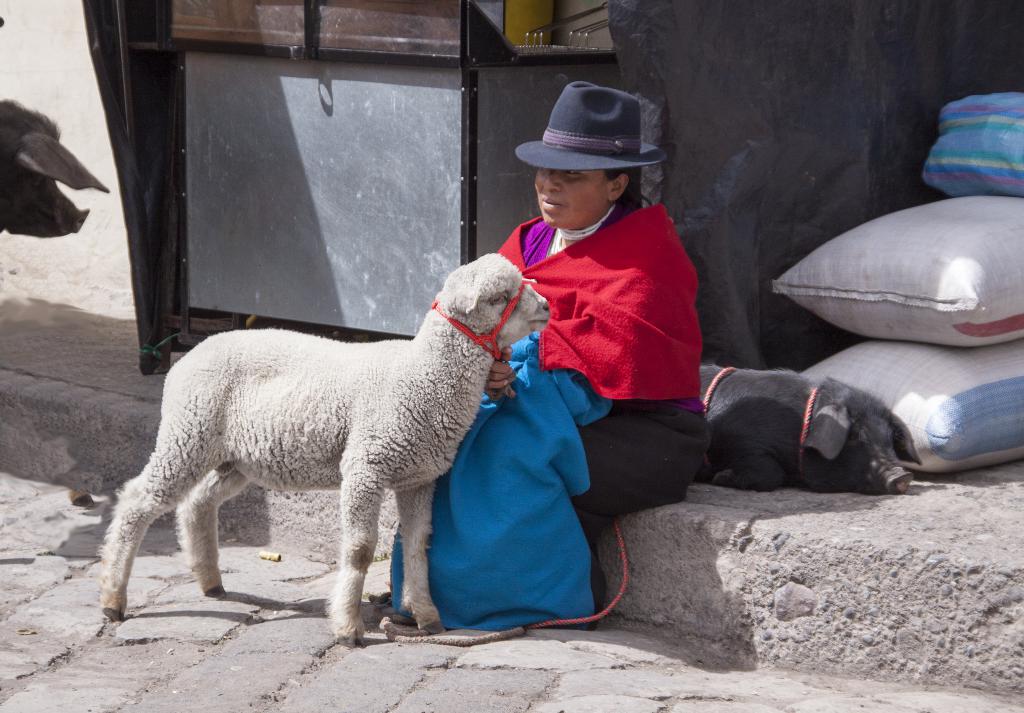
xmin=390 ymin=332 xmax=611 ymax=630
xmin=923 ymin=92 xmax=1024 ymax=198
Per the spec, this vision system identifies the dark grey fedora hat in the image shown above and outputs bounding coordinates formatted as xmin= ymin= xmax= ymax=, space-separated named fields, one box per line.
xmin=515 ymin=81 xmax=666 ymax=170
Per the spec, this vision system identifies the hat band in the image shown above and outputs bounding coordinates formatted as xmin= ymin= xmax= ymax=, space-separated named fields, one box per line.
xmin=542 ymin=127 xmax=642 ymax=156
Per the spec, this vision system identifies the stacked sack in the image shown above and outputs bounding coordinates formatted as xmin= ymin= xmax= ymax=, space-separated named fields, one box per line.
xmin=921 ymin=92 xmax=1024 ymax=198
xmin=772 ymin=94 xmax=1024 ymax=473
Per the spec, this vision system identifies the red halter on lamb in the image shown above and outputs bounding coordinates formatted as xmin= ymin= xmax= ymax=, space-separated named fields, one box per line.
xmin=432 ymin=281 xmax=529 ymax=360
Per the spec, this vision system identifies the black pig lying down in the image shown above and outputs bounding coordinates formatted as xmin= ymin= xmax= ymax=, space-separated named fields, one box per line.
xmin=0 ymin=100 xmax=109 ymax=237
xmin=698 ymin=365 xmax=920 ymax=495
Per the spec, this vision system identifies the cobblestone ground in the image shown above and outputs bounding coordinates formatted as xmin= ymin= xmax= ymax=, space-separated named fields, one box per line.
xmin=2 ymin=475 xmax=1022 ymax=713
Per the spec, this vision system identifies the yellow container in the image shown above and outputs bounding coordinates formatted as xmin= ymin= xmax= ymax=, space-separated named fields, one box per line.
xmin=504 ymin=0 xmax=554 ymax=45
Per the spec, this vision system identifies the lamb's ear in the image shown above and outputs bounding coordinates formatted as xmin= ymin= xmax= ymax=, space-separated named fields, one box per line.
xmin=451 ymin=288 xmax=479 ymax=315
xmin=804 ymin=402 xmax=851 ymax=461
xmin=16 ymin=133 xmax=109 ymax=192
xmin=889 ymin=413 xmax=921 ymax=465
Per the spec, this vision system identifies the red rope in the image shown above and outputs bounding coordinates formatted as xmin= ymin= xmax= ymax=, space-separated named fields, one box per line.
xmin=700 ymin=366 xmax=736 ymax=468
xmin=527 ymin=386 xmax=818 ymax=630
xmin=527 ymin=517 xmax=630 ymax=629
xmin=433 ymin=281 xmax=631 ymax=632
xmin=701 ymin=366 xmax=736 ymax=413
xmin=797 ymin=386 xmax=821 ymax=476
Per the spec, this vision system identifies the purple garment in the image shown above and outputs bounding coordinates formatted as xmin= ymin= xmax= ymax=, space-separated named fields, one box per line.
xmin=519 ymin=202 xmax=704 ymax=415
xmin=522 ymin=202 xmax=630 ymax=268
xmin=521 ymin=220 xmax=556 ymax=268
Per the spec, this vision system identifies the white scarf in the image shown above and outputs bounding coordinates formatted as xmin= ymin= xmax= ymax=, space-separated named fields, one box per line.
xmin=546 ymin=204 xmax=616 ymax=258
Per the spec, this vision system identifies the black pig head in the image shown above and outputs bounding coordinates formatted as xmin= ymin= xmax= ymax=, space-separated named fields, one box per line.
xmin=0 ymin=100 xmax=109 ymax=238
xmin=699 ymin=365 xmax=920 ymax=495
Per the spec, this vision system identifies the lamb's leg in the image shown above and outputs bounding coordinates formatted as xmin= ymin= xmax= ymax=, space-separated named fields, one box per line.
xmin=328 ymin=471 xmax=383 ymax=646
xmin=394 ymin=481 xmax=443 ymax=635
xmin=99 ymin=450 xmax=212 ymax=621
xmin=176 ymin=465 xmax=249 ymax=597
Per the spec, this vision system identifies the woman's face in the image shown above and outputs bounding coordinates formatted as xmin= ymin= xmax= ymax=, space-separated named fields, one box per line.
xmin=534 ymin=169 xmax=628 ymax=230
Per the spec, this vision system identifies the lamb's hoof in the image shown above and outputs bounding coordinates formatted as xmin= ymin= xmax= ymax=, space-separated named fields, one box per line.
xmin=418 ymin=619 xmax=445 ymax=635
xmin=103 ymin=607 xmax=125 ymax=622
xmin=69 ymin=491 xmax=95 ymax=508
xmin=338 ymin=633 xmax=366 ymax=648
xmin=204 ymin=585 xmax=226 ymax=598
xmin=388 ymin=611 xmax=417 ymax=626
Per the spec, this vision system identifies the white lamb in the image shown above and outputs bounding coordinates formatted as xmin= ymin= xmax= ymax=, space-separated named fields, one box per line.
xmin=98 ymin=254 xmax=549 ymax=644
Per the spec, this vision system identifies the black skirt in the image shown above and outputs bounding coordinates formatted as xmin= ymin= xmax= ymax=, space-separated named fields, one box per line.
xmin=573 ymin=402 xmax=709 ymax=607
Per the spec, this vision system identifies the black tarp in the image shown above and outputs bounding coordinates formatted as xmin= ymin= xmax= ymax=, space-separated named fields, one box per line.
xmin=608 ymin=0 xmax=1024 ymax=369
xmin=86 ymin=1 xmax=1024 ymax=373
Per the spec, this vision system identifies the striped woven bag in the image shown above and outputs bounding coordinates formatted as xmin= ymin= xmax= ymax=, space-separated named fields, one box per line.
xmin=923 ymin=92 xmax=1024 ymax=198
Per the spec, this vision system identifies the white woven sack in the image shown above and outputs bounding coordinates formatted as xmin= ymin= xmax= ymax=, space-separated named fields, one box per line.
xmin=773 ymin=196 xmax=1024 ymax=346
xmin=804 ymin=340 xmax=1024 ymax=473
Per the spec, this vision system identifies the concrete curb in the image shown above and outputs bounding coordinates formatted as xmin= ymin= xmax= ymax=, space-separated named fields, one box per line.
xmin=2 ymin=319 xmax=1022 ymax=693
xmin=0 ymin=367 xmax=158 ymax=495
xmin=600 ymin=480 xmax=1024 ymax=693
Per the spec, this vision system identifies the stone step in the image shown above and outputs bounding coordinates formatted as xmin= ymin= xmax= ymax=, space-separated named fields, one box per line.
xmin=3 ymin=303 xmax=1022 ymax=694
xmin=0 ymin=301 xmax=162 ymax=496
xmin=599 ymin=472 xmax=1024 ymax=694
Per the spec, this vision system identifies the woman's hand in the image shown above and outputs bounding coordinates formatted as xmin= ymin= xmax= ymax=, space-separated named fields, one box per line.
xmin=485 ymin=347 xmax=516 ymax=399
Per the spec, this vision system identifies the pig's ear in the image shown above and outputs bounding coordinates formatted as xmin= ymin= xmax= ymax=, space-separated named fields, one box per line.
xmin=16 ymin=133 xmax=110 ymax=192
xmin=804 ymin=403 xmax=851 ymax=460
xmin=888 ymin=414 xmax=921 ymax=465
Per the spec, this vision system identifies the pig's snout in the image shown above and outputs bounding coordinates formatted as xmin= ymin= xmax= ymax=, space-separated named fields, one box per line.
xmin=886 ymin=470 xmax=913 ymax=495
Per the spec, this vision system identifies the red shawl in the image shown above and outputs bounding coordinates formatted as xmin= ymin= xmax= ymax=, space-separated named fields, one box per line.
xmin=498 ymin=204 xmax=702 ymax=400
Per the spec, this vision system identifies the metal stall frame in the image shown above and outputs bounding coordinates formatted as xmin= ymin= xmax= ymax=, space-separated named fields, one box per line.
xmin=126 ymin=1 xmax=616 ymax=367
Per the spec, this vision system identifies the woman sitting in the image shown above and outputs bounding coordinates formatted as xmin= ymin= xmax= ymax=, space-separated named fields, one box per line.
xmin=392 ymin=81 xmax=707 ymax=630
